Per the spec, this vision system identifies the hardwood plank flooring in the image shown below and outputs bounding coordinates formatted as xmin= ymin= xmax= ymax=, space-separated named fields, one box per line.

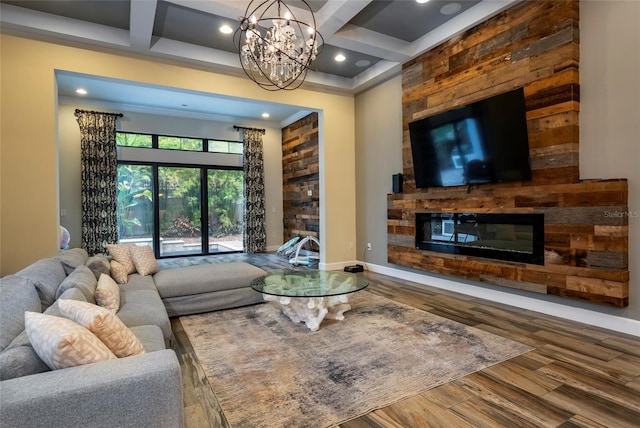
xmin=170 ymin=254 xmax=640 ymax=427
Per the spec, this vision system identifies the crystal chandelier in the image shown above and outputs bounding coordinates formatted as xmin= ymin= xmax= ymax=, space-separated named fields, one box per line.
xmin=235 ymin=0 xmax=323 ymax=91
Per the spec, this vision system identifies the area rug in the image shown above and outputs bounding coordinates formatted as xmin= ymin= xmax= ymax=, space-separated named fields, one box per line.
xmin=180 ymin=291 xmax=532 ymax=428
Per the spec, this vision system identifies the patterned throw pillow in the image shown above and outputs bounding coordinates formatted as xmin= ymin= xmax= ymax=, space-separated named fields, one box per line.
xmin=58 ymin=300 xmax=145 ymax=358
xmin=110 ymin=260 xmax=129 ymax=284
xmin=129 ymin=245 xmax=158 ymax=276
xmin=106 ymin=244 xmax=136 ymax=274
xmin=24 ymin=312 xmax=116 ymax=370
xmin=95 ymin=274 xmax=120 ymax=313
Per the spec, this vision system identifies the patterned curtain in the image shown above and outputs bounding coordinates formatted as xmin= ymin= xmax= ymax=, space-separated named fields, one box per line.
xmin=242 ymin=129 xmax=267 ymax=253
xmin=74 ymin=110 xmax=120 ymax=255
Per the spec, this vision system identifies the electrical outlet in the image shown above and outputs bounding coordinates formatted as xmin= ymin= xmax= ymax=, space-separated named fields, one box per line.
xmin=367 ymin=242 xmax=372 ymax=251
xmin=349 ymin=241 xmax=354 ymax=249
xmin=307 ymin=190 xmax=312 ymax=196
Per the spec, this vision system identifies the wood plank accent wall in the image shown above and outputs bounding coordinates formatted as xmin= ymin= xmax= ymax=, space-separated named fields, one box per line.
xmin=282 ymin=112 xmax=320 ymax=245
xmin=390 ymin=0 xmax=630 ymax=307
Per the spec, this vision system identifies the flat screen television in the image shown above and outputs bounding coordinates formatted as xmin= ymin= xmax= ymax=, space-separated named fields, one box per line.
xmin=409 ymin=87 xmax=532 ymax=188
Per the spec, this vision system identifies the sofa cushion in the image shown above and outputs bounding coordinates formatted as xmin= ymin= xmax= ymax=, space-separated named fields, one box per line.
xmin=55 ymin=265 xmax=97 ymax=304
xmin=54 ymin=248 xmax=89 ymax=275
xmin=15 ymin=259 xmax=67 ymax=309
xmin=128 ymin=325 xmax=166 ymax=353
xmin=85 ymin=254 xmax=111 ymax=280
xmin=24 ymin=312 xmax=116 ymax=371
xmin=59 ymin=299 xmax=145 ymax=358
xmin=130 ymin=245 xmax=158 ymax=276
xmin=45 ymin=287 xmax=89 ymax=318
xmin=95 ymin=274 xmax=120 ymax=313
xmin=122 ymin=273 xmax=158 ymax=292
xmin=117 ymin=290 xmax=171 ymax=341
xmin=153 ymin=262 xmax=267 ymax=298
xmin=0 ymin=275 xmax=41 ymax=351
xmin=0 ymin=344 xmax=50 ymax=381
xmin=8 ymin=288 xmax=88 ymax=350
xmin=0 ymin=288 xmax=87 ymax=381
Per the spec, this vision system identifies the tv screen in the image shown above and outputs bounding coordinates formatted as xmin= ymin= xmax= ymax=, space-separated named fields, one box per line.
xmin=409 ymin=87 xmax=532 ymax=188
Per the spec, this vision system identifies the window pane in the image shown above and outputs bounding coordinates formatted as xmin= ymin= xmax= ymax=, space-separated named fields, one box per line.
xmin=208 ymin=140 xmax=229 ymax=153
xmin=116 ymin=132 xmax=152 ymax=148
xmin=229 ymin=142 xmax=243 ymax=154
xmin=208 ymin=140 xmax=243 ymax=154
xmin=207 ymin=169 xmax=244 ymax=253
xmin=158 ymin=136 xmax=203 ymax=151
xmin=117 ymin=164 xmax=154 ymax=250
xmin=158 ymin=167 xmax=202 ymax=256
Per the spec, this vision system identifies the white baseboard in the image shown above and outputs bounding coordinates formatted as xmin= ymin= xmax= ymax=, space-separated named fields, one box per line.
xmin=320 ymin=260 xmax=360 ymax=271
xmin=322 ymin=260 xmax=640 ymax=337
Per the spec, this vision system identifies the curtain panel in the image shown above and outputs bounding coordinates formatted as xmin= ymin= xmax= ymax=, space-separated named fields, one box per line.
xmin=242 ymin=129 xmax=267 ymax=253
xmin=74 ymin=110 xmax=120 ymax=255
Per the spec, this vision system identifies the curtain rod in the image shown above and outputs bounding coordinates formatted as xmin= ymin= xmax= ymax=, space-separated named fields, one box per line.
xmin=233 ymin=125 xmax=265 ymax=134
xmin=74 ymin=109 xmax=123 ymax=118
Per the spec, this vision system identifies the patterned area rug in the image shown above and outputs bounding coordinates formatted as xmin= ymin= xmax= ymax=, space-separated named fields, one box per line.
xmin=180 ymin=291 xmax=532 ymax=428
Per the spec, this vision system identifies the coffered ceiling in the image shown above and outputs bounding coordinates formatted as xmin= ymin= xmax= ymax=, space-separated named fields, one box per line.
xmin=1 ymin=0 xmax=521 ymax=91
xmin=1 ymin=0 xmax=518 ymax=123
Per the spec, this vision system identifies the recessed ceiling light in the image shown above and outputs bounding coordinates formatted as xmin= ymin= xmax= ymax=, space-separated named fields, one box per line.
xmin=334 ymin=54 xmax=346 ymax=62
xmin=262 ymin=112 xmax=270 ymax=118
xmin=75 ymin=88 xmax=87 ymax=95
xmin=440 ymin=2 xmax=462 ymax=15
xmin=220 ymin=25 xmax=233 ymax=34
xmin=416 ymin=0 xmax=430 ymax=4
xmin=355 ymin=60 xmax=371 ymax=67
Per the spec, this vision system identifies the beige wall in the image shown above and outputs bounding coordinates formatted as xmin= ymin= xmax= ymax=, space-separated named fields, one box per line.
xmin=57 ymin=104 xmax=284 ymax=250
xmin=355 ymin=75 xmax=403 ymax=260
xmin=355 ymin=1 xmax=640 ymax=320
xmin=0 ymin=34 xmax=356 ymax=274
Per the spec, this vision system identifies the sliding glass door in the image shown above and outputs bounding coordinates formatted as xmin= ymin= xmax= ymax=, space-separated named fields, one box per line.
xmin=207 ymin=169 xmax=244 ymax=253
xmin=117 ymin=163 xmax=243 ymax=257
xmin=158 ymin=166 xmax=202 ymax=257
xmin=117 ymin=164 xmax=154 ymax=249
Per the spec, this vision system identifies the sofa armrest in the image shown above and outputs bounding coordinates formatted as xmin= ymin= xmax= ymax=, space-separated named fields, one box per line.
xmin=0 ymin=350 xmax=183 ymax=428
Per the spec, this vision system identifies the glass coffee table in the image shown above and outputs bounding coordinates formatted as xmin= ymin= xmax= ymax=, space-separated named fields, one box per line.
xmin=250 ymin=270 xmax=369 ymax=331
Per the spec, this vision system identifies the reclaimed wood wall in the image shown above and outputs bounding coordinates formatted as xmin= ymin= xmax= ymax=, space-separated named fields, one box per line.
xmin=282 ymin=112 xmax=320 ymax=244
xmin=390 ymin=0 xmax=629 ymax=307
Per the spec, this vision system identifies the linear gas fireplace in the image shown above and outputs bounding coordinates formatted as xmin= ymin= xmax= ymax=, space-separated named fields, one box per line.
xmin=416 ymin=213 xmax=545 ymax=265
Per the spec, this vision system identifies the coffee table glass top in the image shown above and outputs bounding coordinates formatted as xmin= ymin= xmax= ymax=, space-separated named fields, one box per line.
xmin=250 ymin=270 xmax=368 ymax=297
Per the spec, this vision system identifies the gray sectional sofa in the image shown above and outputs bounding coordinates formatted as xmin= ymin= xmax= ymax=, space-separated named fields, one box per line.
xmin=0 ymin=248 xmax=267 ymax=428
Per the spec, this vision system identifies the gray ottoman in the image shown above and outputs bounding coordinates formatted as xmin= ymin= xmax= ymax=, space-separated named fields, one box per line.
xmin=152 ymin=262 xmax=267 ymax=317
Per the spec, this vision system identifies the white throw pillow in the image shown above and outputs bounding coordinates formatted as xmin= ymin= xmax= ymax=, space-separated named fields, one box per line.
xmin=58 ymin=299 xmax=145 ymax=358
xmin=110 ymin=260 xmax=129 ymax=284
xmin=95 ymin=273 xmax=120 ymax=313
xmin=24 ymin=311 xmax=116 ymax=370
xmin=106 ymin=244 xmax=136 ymax=274
xmin=129 ymin=245 xmax=158 ymax=276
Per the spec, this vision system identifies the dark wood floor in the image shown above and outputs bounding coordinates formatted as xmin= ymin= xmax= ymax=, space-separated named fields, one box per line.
xmin=169 ymin=254 xmax=640 ymax=428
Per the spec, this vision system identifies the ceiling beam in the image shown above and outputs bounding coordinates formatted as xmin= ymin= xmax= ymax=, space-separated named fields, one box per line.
xmin=315 ymin=0 xmax=372 ymax=40
xmin=330 ymin=24 xmax=412 ymax=63
xmin=129 ymin=0 xmax=158 ymax=50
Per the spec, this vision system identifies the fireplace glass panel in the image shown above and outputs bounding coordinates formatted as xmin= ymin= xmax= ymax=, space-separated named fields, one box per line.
xmin=416 ymin=213 xmax=544 ymax=265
